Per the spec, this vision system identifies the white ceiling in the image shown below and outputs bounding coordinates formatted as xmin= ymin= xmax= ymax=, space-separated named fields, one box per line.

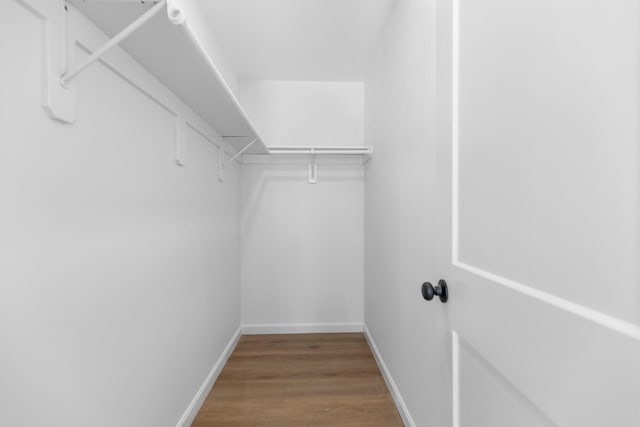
xmin=200 ymin=0 xmax=396 ymax=82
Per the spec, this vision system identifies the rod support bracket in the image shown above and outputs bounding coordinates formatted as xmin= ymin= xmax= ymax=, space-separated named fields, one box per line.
xmin=308 ymin=148 xmax=318 ymax=184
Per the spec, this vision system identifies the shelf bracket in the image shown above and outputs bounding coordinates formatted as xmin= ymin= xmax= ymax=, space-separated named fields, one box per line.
xmin=42 ymin=0 xmax=76 ymax=123
xmin=218 ymin=138 xmax=257 ymax=183
xmin=308 ymin=149 xmax=318 ymax=184
xmin=60 ymin=0 xmax=166 ymax=88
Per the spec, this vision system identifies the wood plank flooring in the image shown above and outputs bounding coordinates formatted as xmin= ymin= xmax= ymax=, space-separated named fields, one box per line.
xmin=192 ymin=333 xmax=404 ymax=426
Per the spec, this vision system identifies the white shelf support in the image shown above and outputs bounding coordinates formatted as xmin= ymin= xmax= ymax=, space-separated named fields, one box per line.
xmin=41 ymin=0 xmax=77 ymax=123
xmin=308 ymin=148 xmax=318 ymax=184
xmin=60 ymin=0 xmax=166 ymax=88
xmin=218 ymin=138 xmax=257 ymax=183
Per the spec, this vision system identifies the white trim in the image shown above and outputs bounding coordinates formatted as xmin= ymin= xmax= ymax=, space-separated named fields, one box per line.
xmin=175 ymin=327 xmax=242 ymax=427
xmin=451 ymin=0 xmax=460 ymax=264
xmin=363 ymin=325 xmax=415 ymax=427
xmin=451 ymin=330 xmax=460 ymax=427
xmin=241 ymin=322 xmax=364 ymax=335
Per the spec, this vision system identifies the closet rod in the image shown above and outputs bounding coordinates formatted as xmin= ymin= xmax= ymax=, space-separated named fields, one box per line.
xmin=61 ymin=0 xmax=167 ymax=87
xmin=267 ymin=146 xmax=373 ymax=156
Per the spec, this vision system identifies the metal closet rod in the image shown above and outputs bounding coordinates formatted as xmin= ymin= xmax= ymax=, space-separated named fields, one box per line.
xmin=267 ymin=146 xmax=373 ymax=155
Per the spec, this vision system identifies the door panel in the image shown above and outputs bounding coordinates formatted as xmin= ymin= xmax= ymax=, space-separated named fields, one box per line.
xmin=437 ymin=1 xmax=640 ymax=426
xmin=457 ymin=337 xmax=557 ymax=427
xmin=451 ymin=269 xmax=639 ymax=426
xmin=457 ymin=0 xmax=639 ymax=324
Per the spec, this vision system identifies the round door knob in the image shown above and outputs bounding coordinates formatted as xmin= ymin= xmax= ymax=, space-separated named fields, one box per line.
xmin=421 ymin=280 xmax=448 ymax=303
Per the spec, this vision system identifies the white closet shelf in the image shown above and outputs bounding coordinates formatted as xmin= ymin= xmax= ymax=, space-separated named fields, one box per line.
xmin=63 ymin=1 xmax=373 ymax=185
xmin=67 ymin=0 xmax=268 ymax=155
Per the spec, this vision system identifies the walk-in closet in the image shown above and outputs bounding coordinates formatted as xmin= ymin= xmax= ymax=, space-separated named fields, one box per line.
xmin=2 ymin=1 xmax=639 ymax=426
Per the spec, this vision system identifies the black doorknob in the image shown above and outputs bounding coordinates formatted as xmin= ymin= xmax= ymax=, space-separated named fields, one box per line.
xmin=421 ymin=280 xmax=448 ymax=303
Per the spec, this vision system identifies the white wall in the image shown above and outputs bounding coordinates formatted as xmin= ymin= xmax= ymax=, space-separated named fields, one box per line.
xmin=239 ymin=81 xmax=365 ymax=331
xmin=364 ymin=0 xmax=451 ymax=426
xmin=0 ymin=3 xmax=241 ymax=426
xmin=239 ymin=80 xmax=364 ymax=147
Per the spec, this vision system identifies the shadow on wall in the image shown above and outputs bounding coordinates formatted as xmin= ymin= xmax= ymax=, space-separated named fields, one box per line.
xmin=241 ymin=162 xmax=365 ymax=237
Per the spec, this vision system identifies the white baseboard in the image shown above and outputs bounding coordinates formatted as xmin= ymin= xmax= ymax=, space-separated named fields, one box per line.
xmin=176 ymin=327 xmax=242 ymax=427
xmin=364 ymin=325 xmax=415 ymax=427
xmin=242 ymin=322 xmax=364 ymax=335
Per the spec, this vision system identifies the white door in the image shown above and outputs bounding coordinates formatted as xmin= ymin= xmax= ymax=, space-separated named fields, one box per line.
xmin=435 ymin=1 xmax=640 ymax=426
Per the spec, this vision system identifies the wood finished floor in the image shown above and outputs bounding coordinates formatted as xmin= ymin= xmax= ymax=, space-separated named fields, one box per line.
xmin=192 ymin=333 xmax=403 ymax=426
